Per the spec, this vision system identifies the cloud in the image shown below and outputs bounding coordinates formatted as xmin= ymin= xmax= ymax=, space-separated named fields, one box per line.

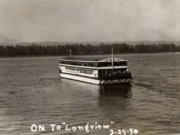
xmin=0 ymin=0 xmax=180 ymax=42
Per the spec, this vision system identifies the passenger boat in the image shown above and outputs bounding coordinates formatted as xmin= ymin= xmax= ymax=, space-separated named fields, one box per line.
xmin=58 ymin=55 xmax=132 ymax=85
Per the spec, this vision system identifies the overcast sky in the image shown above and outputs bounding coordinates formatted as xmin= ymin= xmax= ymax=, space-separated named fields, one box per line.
xmin=0 ymin=0 xmax=180 ymax=42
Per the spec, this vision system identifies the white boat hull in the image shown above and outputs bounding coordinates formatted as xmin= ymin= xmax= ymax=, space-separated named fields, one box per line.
xmin=60 ymin=73 xmax=131 ymax=85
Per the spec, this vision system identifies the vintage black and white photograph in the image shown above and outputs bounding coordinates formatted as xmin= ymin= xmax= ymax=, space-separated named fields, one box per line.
xmin=0 ymin=0 xmax=180 ymax=135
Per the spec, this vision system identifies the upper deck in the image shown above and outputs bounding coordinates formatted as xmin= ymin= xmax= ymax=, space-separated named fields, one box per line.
xmin=59 ymin=56 xmax=128 ymax=67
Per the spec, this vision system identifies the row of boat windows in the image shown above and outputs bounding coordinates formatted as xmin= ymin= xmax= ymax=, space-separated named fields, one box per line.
xmin=66 ymin=67 xmax=93 ymax=74
xmin=65 ymin=66 xmax=129 ymax=76
xmin=60 ymin=61 xmax=127 ymax=67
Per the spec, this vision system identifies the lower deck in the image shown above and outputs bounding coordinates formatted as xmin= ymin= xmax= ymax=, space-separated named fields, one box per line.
xmin=59 ymin=65 xmax=132 ymax=80
xmin=60 ymin=73 xmax=131 ymax=85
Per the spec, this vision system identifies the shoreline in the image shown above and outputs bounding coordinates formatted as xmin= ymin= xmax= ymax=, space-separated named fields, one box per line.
xmin=0 ymin=51 xmax=180 ymax=59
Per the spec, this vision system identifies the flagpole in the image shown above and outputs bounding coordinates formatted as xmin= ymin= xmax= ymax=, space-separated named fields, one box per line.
xmin=69 ymin=49 xmax=72 ymax=56
xmin=112 ymin=48 xmax=114 ymax=70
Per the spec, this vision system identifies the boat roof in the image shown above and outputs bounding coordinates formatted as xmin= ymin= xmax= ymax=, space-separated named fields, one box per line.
xmin=59 ymin=56 xmax=127 ymax=62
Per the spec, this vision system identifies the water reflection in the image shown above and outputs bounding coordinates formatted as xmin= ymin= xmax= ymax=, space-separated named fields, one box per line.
xmin=96 ymin=84 xmax=133 ymax=128
xmin=99 ymin=84 xmax=132 ymax=98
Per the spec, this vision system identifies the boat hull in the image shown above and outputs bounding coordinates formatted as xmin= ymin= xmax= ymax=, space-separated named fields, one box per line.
xmin=60 ymin=73 xmax=131 ymax=85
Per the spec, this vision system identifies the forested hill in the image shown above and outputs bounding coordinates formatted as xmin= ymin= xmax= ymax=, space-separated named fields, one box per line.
xmin=0 ymin=42 xmax=180 ymax=57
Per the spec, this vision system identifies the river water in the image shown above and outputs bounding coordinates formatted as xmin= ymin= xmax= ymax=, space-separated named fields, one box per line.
xmin=0 ymin=53 xmax=180 ymax=135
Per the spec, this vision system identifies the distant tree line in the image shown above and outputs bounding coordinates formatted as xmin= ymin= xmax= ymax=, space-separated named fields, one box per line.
xmin=0 ymin=42 xmax=180 ymax=57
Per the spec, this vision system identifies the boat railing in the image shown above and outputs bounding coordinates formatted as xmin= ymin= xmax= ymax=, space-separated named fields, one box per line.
xmin=59 ymin=61 xmax=127 ymax=67
xmin=99 ymin=71 xmax=132 ymax=80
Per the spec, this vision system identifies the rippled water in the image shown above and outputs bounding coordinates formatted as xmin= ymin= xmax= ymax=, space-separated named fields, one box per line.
xmin=0 ymin=53 xmax=180 ymax=135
